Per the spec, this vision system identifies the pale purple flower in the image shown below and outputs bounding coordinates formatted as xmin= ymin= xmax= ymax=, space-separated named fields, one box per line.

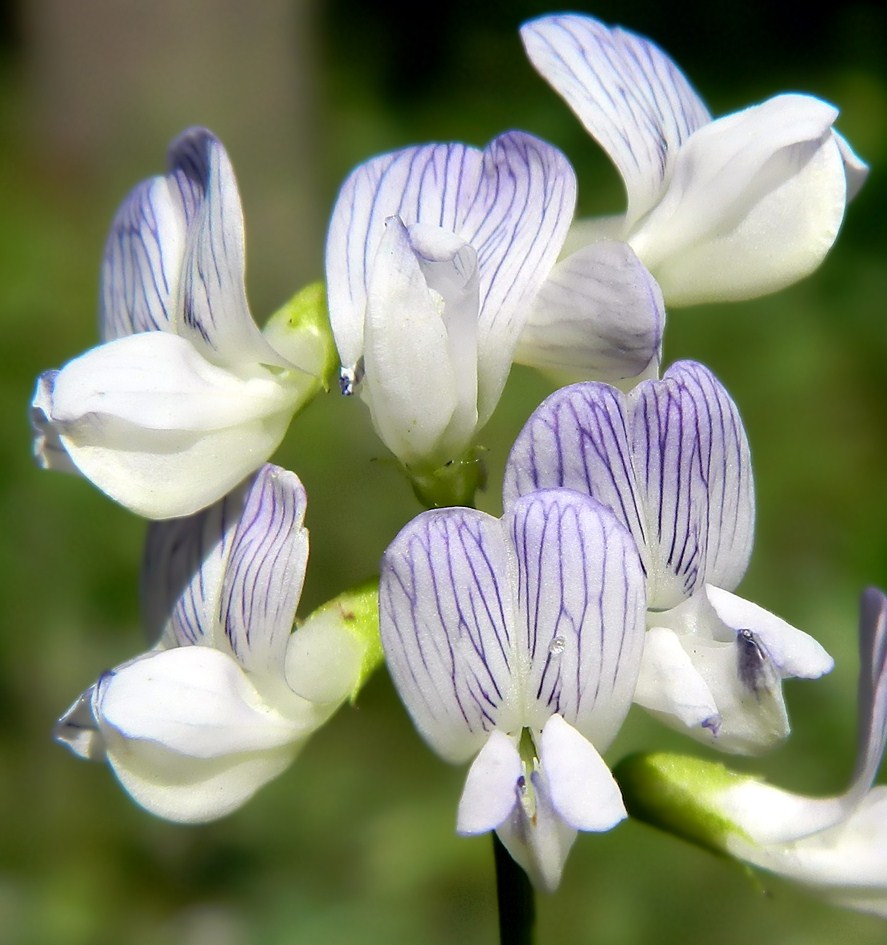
xmin=33 ymin=129 xmax=322 ymax=519
xmin=325 ymin=132 xmax=662 ymax=476
xmin=55 ymin=465 xmax=369 ymax=822
xmin=379 ymin=489 xmax=646 ymax=889
xmin=504 ymin=361 xmax=832 ymax=752
xmin=522 ymin=14 xmax=868 ymax=306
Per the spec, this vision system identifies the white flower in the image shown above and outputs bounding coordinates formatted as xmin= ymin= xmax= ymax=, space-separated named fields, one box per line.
xmin=619 ymin=589 xmax=887 ymax=919
xmin=32 ymin=128 xmax=323 ymax=519
xmin=55 ymin=464 xmax=374 ymax=823
xmin=379 ymin=489 xmax=647 ymax=890
xmin=325 ymin=132 xmax=663 ymax=483
xmin=504 ymin=360 xmax=833 ymax=752
xmin=521 ymin=14 xmax=868 ymax=306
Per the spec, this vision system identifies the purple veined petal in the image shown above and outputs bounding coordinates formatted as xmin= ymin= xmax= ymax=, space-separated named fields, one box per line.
xmin=520 ymin=14 xmax=711 ymax=229
xmin=503 ymin=382 xmax=649 ymax=574
xmin=514 ymin=239 xmax=664 ymax=383
xmin=380 ymin=507 xmax=519 ymax=763
xmin=628 ymin=360 xmax=753 ymax=607
xmin=142 ymin=464 xmax=307 ymax=676
xmin=507 ymin=490 xmax=646 ymax=748
xmin=100 ymin=177 xmax=187 ymax=341
xmin=456 ymin=730 xmax=522 ymax=834
xmin=847 ymin=588 xmax=887 ymax=797
xmin=219 ymin=466 xmax=309 ymax=679
xmin=326 ymin=142 xmax=483 ymax=375
xmin=142 ymin=470 xmax=252 ymax=651
xmin=460 ymin=132 xmax=576 ymax=424
xmin=168 ymin=128 xmax=292 ymax=371
xmin=325 ymin=132 xmax=575 ymax=416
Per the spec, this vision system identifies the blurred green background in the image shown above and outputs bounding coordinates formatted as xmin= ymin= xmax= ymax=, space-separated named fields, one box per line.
xmin=2 ymin=1 xmax=887 ymax=943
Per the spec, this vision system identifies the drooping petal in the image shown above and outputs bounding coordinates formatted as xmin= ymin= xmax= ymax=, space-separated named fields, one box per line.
xmin=630 ymin=95 xmax=848 ymax=305
xmin=629 ymin=360 xmax=754 ymax=607
xmin=361 ymin=218 xmax=470 ymax=467
xmin=540 ymin=713 xmax=626 ymax=831
xmin=520 ymin=14 xmax=711 ymax=229
xmin=507 ymin=490 xmax=646 ymax=746
xmin=41 ymin=333 xmax=298 ymax=518
xmin=457 ymin=730 xmax=522 ymax=834
xmin=93 ymin=647 xmax=308 ymax=823
xmin=379 ymin=507 xmax=518 ymax=762
xmin=514 ymin=240 xmax=664 ymax=383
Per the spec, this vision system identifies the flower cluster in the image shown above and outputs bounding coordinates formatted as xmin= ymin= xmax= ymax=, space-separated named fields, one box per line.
xmin=34 ymin=10 xmax=880 ymax=926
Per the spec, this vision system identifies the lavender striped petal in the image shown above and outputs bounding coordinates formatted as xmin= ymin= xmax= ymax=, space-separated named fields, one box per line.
xmin=325 ymin=132 xmax=575 ymax=411
xmin=853 ymin=588 xmax=887 ymax=795
xmin=327 ymin=142 xmax=483 ymax=374
xmin=514 ymin=239 xmax=664 ymax=382
xmin=220 ymin=465 xmax=308 ymax=677
xmin=100 ymin=175 xmax=187 ymax=341
xmin=629 ymin=361 xmax=753 ymax=606
xmin=141 ymin=464 xmax=307 ymax=679
xmin=503 ymin=382 xmax=649 ymax=575
xmin=461 ymin=133 xmax=576 ymax=422
xmin=521 ymin=14 xmax=710 ymax=228
xmin=508 ymin=490 xmax=645 ymax=748
xmin=380 ymin=508 xmax=518 ymax=763
xmin=170 ymin=129 xmax=291 ymax=370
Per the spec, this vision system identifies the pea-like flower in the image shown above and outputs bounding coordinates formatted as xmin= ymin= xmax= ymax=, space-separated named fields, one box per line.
xmin=617 ymin=588 xmax=887 ymax=920
xmin=325 ymin=132 xmax=663 ymax=497
xmin=379 ymin=489 xmax=647 ymax=890
xmin=521 ymin=14 xmax=868 ymax=306
xmin=33 ymin=128 xmax=327 ymax=519
xmin=55 ymin=464 xmax=378 ymax=823
xmin=504 ymin=360 xmax=833 ymax=753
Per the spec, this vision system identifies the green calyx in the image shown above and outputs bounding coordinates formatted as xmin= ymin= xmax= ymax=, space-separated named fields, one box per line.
xmin=263 ymin=281 xmax=339 ymax=393
xmin=613 ymin=752 xmax=756 ymax=858
xmin=408 ymin=446 xmax=487 ymax=510
xmin=300 ymin=578 xmax=384 ymax=703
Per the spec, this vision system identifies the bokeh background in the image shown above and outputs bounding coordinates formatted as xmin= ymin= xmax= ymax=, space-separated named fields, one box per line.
xmin=2 ymin=1 xmax=887 ymax=943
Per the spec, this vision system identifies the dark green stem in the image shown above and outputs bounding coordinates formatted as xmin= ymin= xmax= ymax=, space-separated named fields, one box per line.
xmin=493 ymin=833 xmax=535 ymax=945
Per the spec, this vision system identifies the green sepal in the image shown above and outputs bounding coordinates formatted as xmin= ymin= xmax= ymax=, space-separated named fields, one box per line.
xmin=299 ymin=578 xmax=384 ymax=702
xmin=613 ymin=752 xmax=756 ymax=858
xmin=408 ymin=446 xmax=487 ymax=510
xmin=263 ymin=281 xmax=339 ymax=393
